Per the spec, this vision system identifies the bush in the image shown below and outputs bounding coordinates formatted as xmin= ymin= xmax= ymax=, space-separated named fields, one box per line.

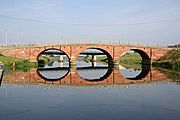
xmin=15 ymin=60 xmax=37 ymax=71
xmin=159 ymin=49 xmax=180 ymax=61
xmin=153 ymin=60 xmax=180 ymax=72
xmin=38 ymin=59 xmax=45 ymax=67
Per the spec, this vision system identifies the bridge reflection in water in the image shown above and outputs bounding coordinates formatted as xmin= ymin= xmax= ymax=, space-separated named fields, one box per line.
xmin=2 ymin=65 xmax=168 ymax=85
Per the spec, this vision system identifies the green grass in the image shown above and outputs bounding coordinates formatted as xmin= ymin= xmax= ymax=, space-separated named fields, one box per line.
xmin=0 ymin=54 xmax=37 ymax=71
xmin=120 ymin=53 xmax=142 ymax=64
xmin=120 ymin=62 xmax=142 ymax=70
xmin=14 ymin=60 xmax=37 ymax=71
xmin=78 ymin=55 xmax=108 ymax=61
xmin=119 ymin=53 xmax=142 ymax=69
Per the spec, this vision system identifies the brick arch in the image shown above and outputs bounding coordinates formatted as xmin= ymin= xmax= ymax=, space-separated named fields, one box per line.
xmin=36 ymin=48 xmax=70 ymax=61
xmin=68 ymin=45 xmax=114 ymax=60
xmin=131 ymin=49 xmax=150 ymax=64
xmin=115 ymin=47 xmax=151 ymax=64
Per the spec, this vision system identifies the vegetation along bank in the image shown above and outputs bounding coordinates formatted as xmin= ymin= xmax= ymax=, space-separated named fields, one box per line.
xmin=152 ymin=49 xmax=180 ymax=72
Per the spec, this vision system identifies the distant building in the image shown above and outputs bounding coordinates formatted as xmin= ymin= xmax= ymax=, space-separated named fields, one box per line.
xmin=168 ymin=44 xmax=180 ymax=48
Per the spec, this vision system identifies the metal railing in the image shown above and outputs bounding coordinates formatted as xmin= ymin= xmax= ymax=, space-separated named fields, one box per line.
xmin=0 ymin=40 xmax=174 ymax=49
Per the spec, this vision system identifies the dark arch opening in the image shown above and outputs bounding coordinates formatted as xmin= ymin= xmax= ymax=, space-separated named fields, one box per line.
xmin=76 ymin=48 xmax=113 ymax=81
xmin=77 ymin=47 xmax=113 ymax=66
xmin=127 ymin=64 xmax=150 ymax=80
xmin=37 ymin=48 xmax=70 ymax=81
xmin=37 ymin=48 xmax=70 ymax=68
xmin=119 ymin=49 xmax=150 ymax=80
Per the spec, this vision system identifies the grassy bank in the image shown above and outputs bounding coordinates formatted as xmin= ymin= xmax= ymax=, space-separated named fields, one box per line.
xmin=119 ymin=53 xmax=142 ymax=69
xmin=152 ymin=49 xmax=180 ymax=72
xmin=0 ymin=54 xmax=37 ymax=71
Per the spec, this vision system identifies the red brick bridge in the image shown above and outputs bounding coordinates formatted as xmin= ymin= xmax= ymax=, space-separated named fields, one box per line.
xmin=0 ymin=44 xmax=169 ymax=65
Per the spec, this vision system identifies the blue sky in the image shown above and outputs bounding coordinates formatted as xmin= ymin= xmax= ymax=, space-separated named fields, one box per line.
xmin=0 ymin=0 xmax=180 ymax=46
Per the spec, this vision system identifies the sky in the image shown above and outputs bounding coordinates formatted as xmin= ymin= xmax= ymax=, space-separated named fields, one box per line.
xmin=0 ymin=0 xmax=180 ymax=46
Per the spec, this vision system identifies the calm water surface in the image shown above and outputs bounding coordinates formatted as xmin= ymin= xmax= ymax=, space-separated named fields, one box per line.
xmin=0 ymin=61 xmax=180 ymax=120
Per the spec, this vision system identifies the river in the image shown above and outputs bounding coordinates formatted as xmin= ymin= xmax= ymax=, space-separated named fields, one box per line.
xmin=0 ymin=60 xmax=180 ymax=120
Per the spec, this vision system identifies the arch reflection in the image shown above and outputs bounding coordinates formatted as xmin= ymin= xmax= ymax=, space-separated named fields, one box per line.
xmin=121 ymin=64 xmax=151 ymax=80
xmin=77 ymin=66 xmax=113 ymax=81
xmin=37 ymin=67 xmax=70 ymax=81
xmin=37 ymin=65 xmax=150 ymax=82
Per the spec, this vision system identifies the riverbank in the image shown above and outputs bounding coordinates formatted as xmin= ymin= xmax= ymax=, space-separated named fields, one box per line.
xmin=152 ymin=49 xmax=180 ymax=72
xmin=0 ymin=54 xmax=37 ymax=71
